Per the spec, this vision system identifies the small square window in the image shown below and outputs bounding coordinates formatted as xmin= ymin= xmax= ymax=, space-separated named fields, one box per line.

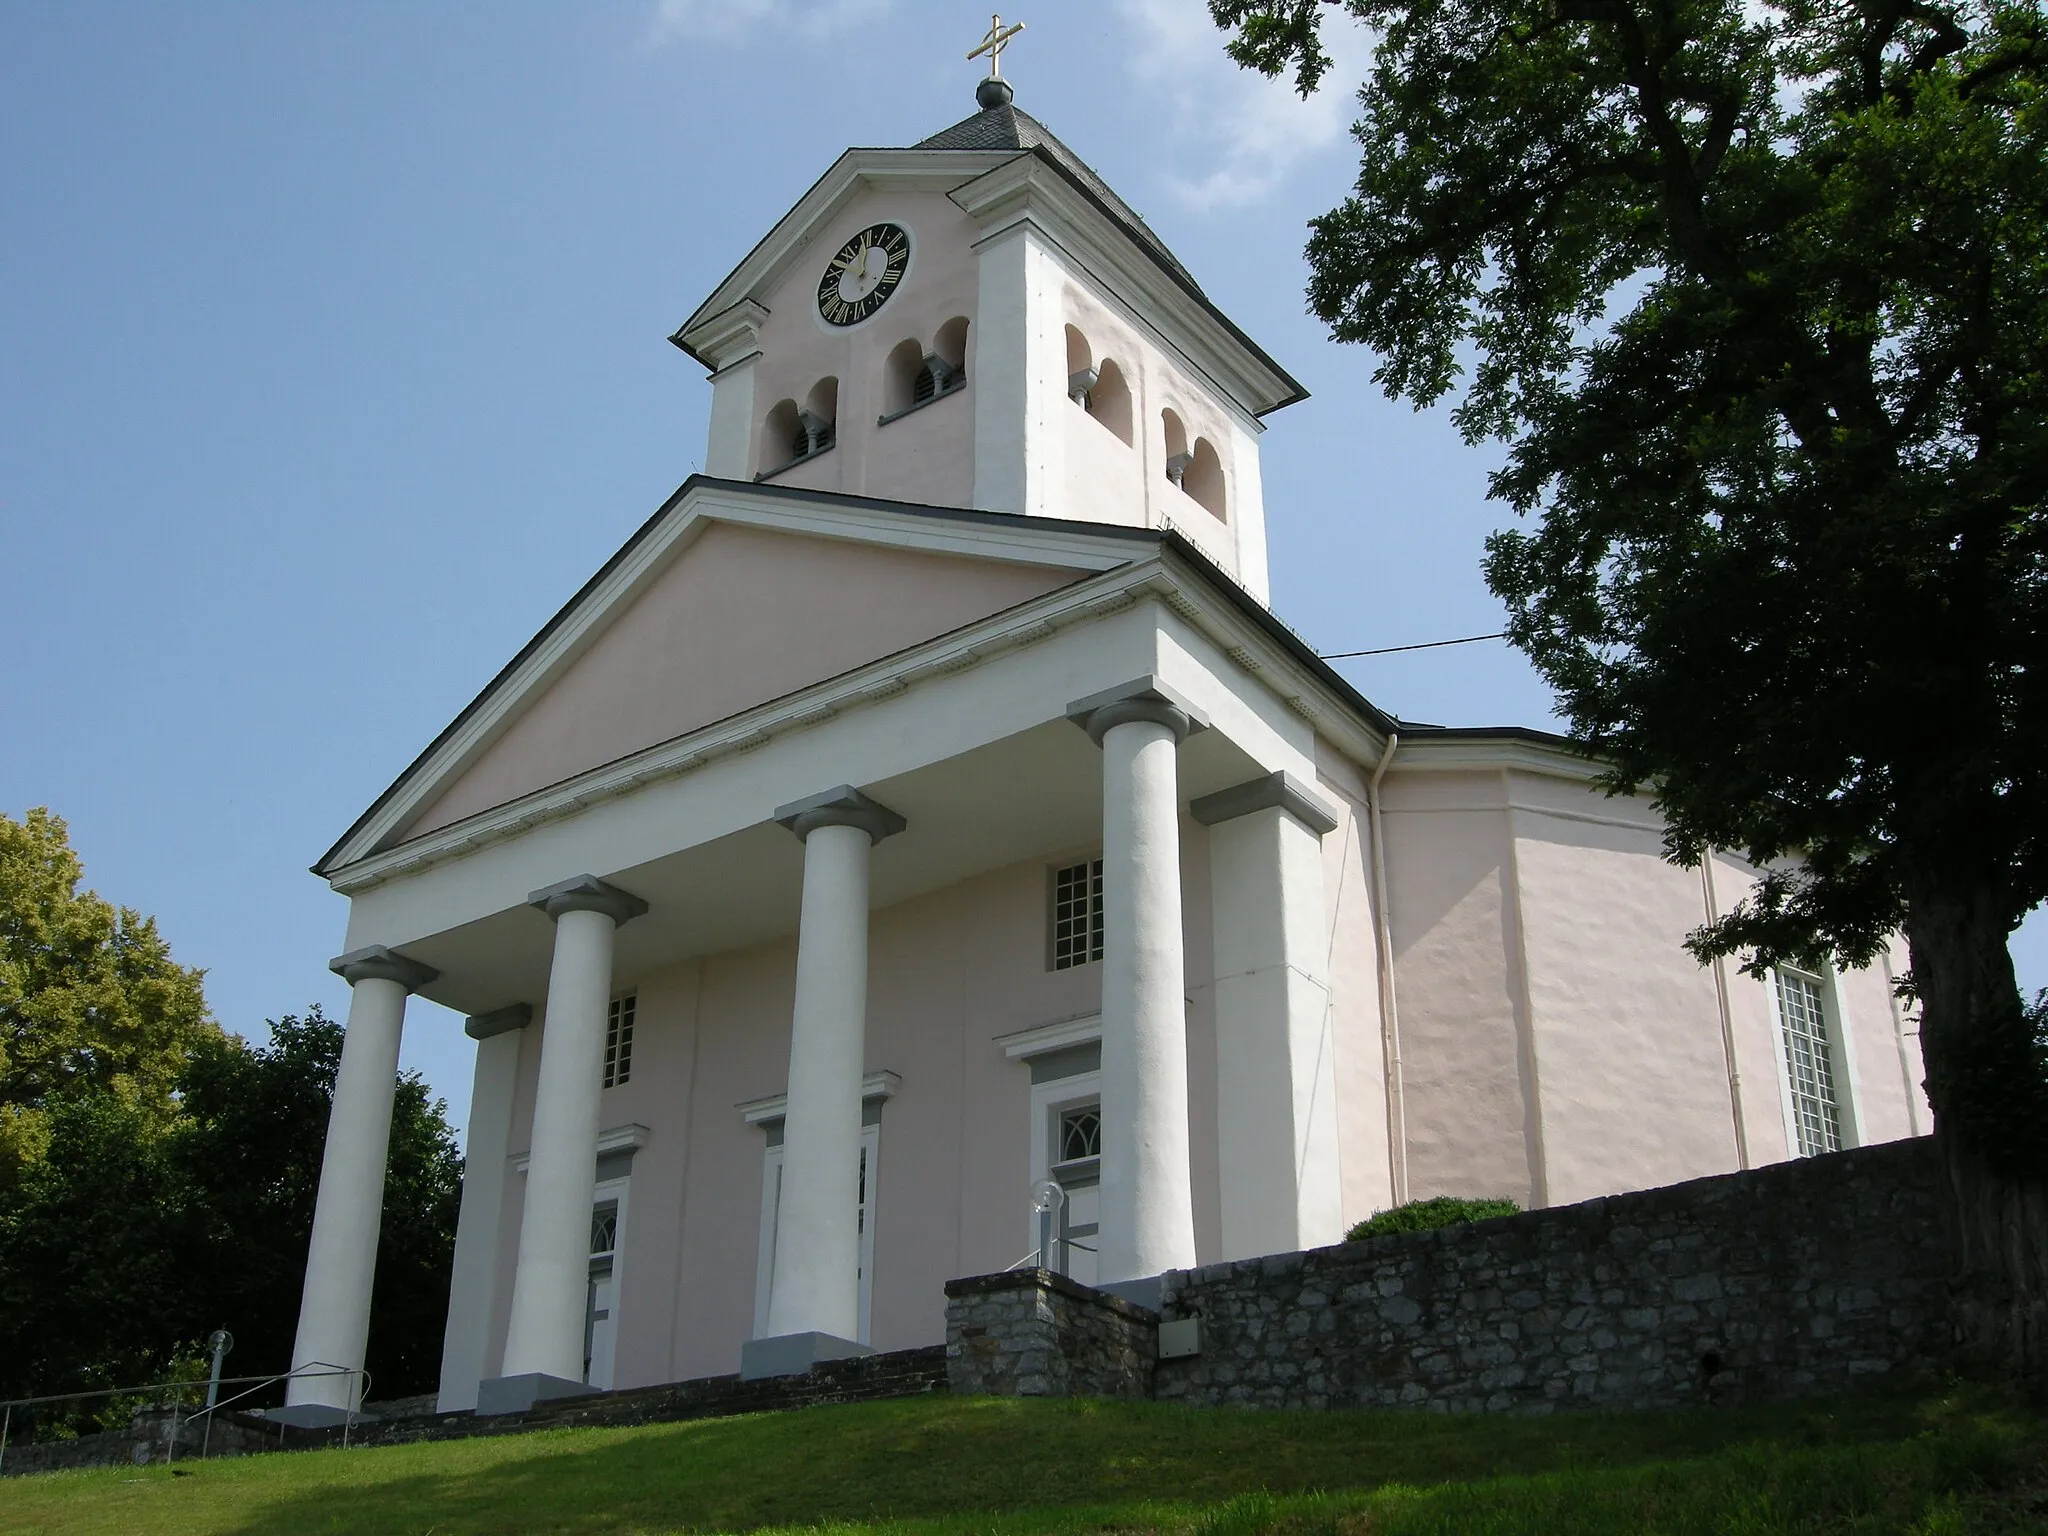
xmin=604 ymin=994 xmax=636 ymax=1089
xmin=1051 ymin=860 xmax=1104 ymax=970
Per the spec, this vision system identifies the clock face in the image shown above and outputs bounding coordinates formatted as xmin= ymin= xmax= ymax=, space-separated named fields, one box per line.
xmin=816 ymin=222 xmax=910 ymax=327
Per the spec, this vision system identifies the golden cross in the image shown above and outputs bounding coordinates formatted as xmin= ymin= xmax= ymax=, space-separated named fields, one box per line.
xmin=967 ymin=12 xmax=1025 ymax=77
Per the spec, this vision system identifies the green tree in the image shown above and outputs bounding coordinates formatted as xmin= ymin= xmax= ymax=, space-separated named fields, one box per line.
xmin=0 ymin=810 xmax=462 ymax=1409
xmin=0 ymin=807 xmax=215 ymax=1181
xmin=172 ymin=1009 xmax=463 ymax=1400
xmin=1211 ymin=0 xmax=2048 ymax=1366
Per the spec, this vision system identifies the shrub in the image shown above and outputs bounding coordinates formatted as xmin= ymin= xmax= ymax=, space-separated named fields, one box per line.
xmin=1346 ymin=1196 xmax=1520 ymax=1242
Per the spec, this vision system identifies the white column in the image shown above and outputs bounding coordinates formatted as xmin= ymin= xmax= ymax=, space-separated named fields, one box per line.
xmin=283 ymin=945 xmax=438 ymax=1420
xmin=1069 ymin=678 xmax=1206 ymax=1283
xmin=434 ymin=1003 xmax=529 ymax=1413
xmin=496 ymin=875 xmax=646 ymax=1397
xmin=1194 ymin=772 xmax=1344 ymax=1260
xmin=764 ymin=785 xmax=904 ymax=1346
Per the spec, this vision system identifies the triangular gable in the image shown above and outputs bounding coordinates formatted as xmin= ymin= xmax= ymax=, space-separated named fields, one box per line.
xmin=401 ymin=523 xmax=1081 ymax=839
xmin=317 ymin=477 xmax=1152 ymax=874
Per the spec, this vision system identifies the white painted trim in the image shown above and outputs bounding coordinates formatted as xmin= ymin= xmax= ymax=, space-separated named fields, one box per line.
xmin=753 ymin=1122 xmax=879 ymax=1345
xmin=1384 ymin=799 xmax=1662 ymax=835
xmin=585 ymin=1173 xmax=630 ymax=1391
xmin=1027 ymin=1069 xmax=1102 ymax=1277
xmin=513 ymin=1122 xmax=650 ymax=1175
xmin=736 ymin=1070 xmax=901 ymax=1125
xmin=1387 ymin=738 xmax=1605 ymax=784
xmin=995 ymin=1013 xmax=1102 ymax=1060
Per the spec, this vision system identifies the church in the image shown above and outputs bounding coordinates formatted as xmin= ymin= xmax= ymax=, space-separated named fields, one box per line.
xmin=273 ymin=54 xmax=1931 ymax=1425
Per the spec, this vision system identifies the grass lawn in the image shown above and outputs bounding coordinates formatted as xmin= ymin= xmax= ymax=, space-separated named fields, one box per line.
xmin=1 ymin=1384 xmax=2042 ymax=1535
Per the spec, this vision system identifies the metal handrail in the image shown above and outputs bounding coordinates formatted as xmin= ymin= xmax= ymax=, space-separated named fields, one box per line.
xmin=0 ymin=1362 xmax=371 ymax=1474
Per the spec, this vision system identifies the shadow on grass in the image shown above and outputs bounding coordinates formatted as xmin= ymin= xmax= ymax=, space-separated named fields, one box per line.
xmin=175 ymin=1386 xmax=2034 ymax=1536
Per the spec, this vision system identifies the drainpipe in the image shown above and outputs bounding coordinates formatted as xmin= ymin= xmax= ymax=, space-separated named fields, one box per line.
xmin=1700 ymin=849 xmax=1751 ymax=1169
xmin=1367 ymin=732 xmax=1409 ymax=1207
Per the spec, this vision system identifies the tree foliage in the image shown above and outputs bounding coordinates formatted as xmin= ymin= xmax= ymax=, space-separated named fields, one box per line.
xmin=0 ymin=809 xmax=462 ymax=1413
xmin=1210 ymin=0 xmax=2048 ymax=1169
xmin=0 ymin=808 xmax=213 ymax=1178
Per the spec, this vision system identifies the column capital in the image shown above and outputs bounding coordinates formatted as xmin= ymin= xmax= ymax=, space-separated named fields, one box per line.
xmin=465 ymin=1002 xmax=533 ymax=1041
xmin=527 ymin=874 xmax=649 ymax=927
xmin=1190 ymin=771 xmax=1340 ymax=836
xmin=1065 ymin=676 xmax=1210 ymax=748
xmin=774 ymin=785 xmax=907 ymax=845
xmin=329 ymin=945 xmax=439 ymax=992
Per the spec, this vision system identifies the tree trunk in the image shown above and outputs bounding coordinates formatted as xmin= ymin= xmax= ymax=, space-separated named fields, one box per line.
xmin=1905 ymin=882 xmax=2048 ymax=1377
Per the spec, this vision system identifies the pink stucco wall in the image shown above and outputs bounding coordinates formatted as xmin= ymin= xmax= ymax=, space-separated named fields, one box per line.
xmin=404 ymin=523 xmax=1082 ymax=839
xmin=745 ymin=188 xmax=984 ymax=500
xmin=469 ymin=758 xmax=1929 ymax=1390
xmin=1378 ymin=765 xmax=1930 ymax=1213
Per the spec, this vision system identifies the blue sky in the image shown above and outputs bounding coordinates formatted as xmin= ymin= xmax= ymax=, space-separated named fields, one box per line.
xmin=4 ymin=1 xmax=2039 ymax=1136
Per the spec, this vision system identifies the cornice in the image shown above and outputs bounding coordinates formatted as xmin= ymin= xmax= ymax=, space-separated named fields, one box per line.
xmin=677 ymin=299 xmax=770 ymax=373
xmin=738 ymin=1070 xmax=901 ymax=1125
xmin=1389 ymin=732 xmax=1604 ymax=783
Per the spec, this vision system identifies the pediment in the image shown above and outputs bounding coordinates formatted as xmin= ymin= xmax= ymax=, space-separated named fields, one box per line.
xmin=320 ymin=481 xmax=1144 ymax=873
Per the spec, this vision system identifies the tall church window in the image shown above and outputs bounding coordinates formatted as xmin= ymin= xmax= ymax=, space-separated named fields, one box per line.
xmin=1773 ymin=968 xmax=1842 ymax=1156
xmin=603 ymin=994 xmax=636 ymax=1089
xmin=1051 ymin=858 xmax=1105 ymax=969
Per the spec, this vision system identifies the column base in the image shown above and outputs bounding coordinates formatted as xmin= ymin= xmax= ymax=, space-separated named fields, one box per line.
xmin=264 ymin=1403 xmax=379 ymax=1429
xmin=475 ymin=1372 xmax=602 ymax=1416
xmin=739 ymin=1331 xmax=873 ymax=1381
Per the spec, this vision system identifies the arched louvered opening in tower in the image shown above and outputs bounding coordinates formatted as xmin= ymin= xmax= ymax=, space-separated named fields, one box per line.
xmin=1087 ymin=359 xmax=1133 ymax=445
xmin=879 ymin=329 xmax=966 ymax=425
xmin=1184 ymin=437 xmax=1227 ymax=521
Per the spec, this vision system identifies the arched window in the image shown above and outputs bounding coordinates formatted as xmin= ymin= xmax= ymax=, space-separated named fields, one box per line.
xmin=1086 ymin=359 xmax=1133 ymax=445
xmin=1183 ymin=437 xmax=1227 ymax=520
xmin=1065 ymin=325 xmax=1096 ymax=403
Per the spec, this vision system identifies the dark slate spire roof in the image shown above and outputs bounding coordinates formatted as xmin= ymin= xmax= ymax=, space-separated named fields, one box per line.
xmin=914 ymin=95 xmax=1200 ymax=293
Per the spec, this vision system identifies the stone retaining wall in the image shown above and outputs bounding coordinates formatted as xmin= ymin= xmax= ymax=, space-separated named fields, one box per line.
xmin=1 ymin=1406 xmax=280 ymax=1476
xmin=941 ymin=1142 xmax=1957 ymax=1415
xmin=1154 ymin=1140 xmax=1952 ymax=1413
xmin=945 ymin=1270 xmax=1156 ymax=1398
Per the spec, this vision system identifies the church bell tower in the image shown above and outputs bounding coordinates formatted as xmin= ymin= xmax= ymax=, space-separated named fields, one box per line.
xmin=669 ymin=52 xmax=1304 ymax=604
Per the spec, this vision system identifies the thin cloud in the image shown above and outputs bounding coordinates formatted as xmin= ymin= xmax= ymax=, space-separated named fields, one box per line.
xmin=1114 ymin=0 xmax=1372 ymax=211
xmin=645 ymin=0 xmax=893 ymax=49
